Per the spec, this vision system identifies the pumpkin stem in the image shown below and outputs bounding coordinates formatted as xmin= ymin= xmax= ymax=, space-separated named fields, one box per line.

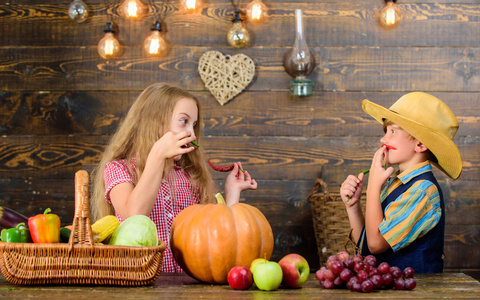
xmin=215 ymin=193 xmax=226 ymax=204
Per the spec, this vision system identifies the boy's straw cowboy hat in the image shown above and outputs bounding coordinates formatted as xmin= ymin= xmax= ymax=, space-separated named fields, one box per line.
xmin=362 ymin=92 xmax=462 ymax=179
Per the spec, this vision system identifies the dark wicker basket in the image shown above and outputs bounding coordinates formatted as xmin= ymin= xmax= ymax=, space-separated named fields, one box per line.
xmin=306 ymin=178 xmax=365 ymax=265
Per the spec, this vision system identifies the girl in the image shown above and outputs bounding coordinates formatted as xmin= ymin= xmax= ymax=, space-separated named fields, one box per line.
xmin=91 ymin=83 xmax=257 ymax=272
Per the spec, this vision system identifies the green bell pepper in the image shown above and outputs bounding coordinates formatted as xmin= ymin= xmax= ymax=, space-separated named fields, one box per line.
xmin=1 ymin=222 xmax=32 ymax=243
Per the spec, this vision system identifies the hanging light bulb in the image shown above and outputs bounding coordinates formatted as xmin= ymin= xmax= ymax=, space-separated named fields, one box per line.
xmin=119 ymin=0 xmax=149 ymax=19
xmin=283 ymin=9 xmax=315 ymax=96
xmin=144 ymin=21 xmax=167 ymax=56
xmin=68 ymin=0 xmax=88 ymax=23
xmin=379 ymin=0 xmax=402 ymax=28
xmin=180 ymin=0 xmax=202 ymax=13
xmin=246 ymin=0 xmax=267 ymax=22
xmin=227 ymin=10 xmax=250 ymax=49
xmin=97 ymin=22 xmax=121 ymax=59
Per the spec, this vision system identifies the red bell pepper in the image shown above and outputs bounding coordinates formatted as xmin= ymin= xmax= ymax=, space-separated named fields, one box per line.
xmin=28 ymin=208 xmax=61 ymax=243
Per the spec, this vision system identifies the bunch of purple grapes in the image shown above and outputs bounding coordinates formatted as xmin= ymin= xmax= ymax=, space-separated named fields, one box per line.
xmin=315 ymin=251 xmax=416 ymax=293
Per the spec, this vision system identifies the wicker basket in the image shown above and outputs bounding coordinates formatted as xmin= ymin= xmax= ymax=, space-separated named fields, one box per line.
xmin=306 ymin=178 xmax=365 ymax=266
xmin=0 ymin=170 xmax=166 ymax=286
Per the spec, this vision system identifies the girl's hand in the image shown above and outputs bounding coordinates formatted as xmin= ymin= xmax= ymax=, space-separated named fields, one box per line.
xmin=340 ymin=172 xmax=365 ymax=207
xmin=368 ymin=146 xmax=395 ymax=192
xmin=224 ymin=162 xmax=257 ymax=206
xmin=147 ymin=131 xmax=196 ymax=164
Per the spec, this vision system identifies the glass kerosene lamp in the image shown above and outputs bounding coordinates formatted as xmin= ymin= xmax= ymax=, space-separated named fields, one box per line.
xmin=283 ymin=9 xmax=315 ymax=96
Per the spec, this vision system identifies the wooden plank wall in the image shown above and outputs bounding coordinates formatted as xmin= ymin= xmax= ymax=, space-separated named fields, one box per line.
xmin=0 ymin=0 xmax=479 ymax=274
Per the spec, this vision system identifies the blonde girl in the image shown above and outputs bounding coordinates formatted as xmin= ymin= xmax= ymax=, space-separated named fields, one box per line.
xmin=92 ymin=83 xmax=257 ymax=272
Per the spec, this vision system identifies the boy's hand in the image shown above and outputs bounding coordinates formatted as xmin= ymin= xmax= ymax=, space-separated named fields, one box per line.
xmin=368 ymin=146 xmax=395 ymax=191
xmin=340 ymin=172 xmax=365 ymax=206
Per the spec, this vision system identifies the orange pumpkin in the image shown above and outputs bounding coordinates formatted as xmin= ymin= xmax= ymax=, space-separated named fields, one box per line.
xmin=170 ymin=203 xmax=274 ymax=284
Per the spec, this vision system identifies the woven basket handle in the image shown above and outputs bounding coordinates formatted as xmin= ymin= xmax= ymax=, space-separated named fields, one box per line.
xmin=68 ymin=170 xmax=94 ymax=247
xmin=306 ymin=178 xmax=332 ymax=202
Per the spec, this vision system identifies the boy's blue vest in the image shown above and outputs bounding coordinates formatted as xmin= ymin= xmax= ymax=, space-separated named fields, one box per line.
xmin=359 ymin=171 xmax=445 ymax=273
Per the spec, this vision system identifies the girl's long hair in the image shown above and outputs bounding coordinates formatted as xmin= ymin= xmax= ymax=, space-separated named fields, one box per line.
xmin=91 ymin=83 xmax=216 ymax=222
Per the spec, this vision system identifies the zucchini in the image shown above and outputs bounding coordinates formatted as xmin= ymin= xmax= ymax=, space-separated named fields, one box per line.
xmin=0 ymin=206 xmax=29 ymax=229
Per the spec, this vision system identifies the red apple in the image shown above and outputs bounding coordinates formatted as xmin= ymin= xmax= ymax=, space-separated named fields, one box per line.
xmin=278 ymin=253 xmax=310 ymax=289
xmin=227 ymin=266 xmax=254 ymax=290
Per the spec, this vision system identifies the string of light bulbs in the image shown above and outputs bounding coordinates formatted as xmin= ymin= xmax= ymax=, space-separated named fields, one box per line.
xmin=69 ymin=0 xmax=401 ymax=60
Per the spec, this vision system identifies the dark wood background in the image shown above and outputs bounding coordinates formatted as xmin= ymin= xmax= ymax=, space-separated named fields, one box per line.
xmin=0 ymin=0 xmax=479 ymax=276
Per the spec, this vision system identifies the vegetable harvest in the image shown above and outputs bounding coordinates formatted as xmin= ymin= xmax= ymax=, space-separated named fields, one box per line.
xmin=28 ymin=208 xmax=61 ymax=243
xmin=1 ymin=222 xmax=32 ymax=243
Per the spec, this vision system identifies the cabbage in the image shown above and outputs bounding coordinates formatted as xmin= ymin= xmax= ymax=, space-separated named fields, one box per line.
xmin=108 ymin=215 xmax=158 ymax=247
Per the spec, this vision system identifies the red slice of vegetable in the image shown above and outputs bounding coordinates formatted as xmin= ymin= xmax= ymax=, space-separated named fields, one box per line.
xmin=382 ymin=144 xmax=397 ymax=150
xmin=207 ymin=159 xmax=244 ymax=173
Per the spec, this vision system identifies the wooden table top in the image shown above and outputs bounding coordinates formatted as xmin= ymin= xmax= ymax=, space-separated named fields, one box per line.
xmin=0 ymin=273 xmax=478 ymax=299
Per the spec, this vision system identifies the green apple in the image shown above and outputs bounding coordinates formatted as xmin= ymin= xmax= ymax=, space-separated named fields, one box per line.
xmin=250 ymin=258 xmax=269 ymax=274
xmin=252 ymin=260 xmax=283 ymax=291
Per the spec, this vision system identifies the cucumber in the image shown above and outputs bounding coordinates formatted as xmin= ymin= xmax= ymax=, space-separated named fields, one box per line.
xmin=60 ymin=227 xmax=71 ymax=243
xmin=0 ymin=206 xmax=29 ymax=229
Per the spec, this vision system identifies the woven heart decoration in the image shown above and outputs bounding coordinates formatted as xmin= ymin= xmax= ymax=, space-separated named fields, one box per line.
xmin=198 ymin=50 xmax=255 ymax=105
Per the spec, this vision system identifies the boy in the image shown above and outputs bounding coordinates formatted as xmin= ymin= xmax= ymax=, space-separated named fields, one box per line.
xmin=340 ymin=92 xmax=462 ymax=273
